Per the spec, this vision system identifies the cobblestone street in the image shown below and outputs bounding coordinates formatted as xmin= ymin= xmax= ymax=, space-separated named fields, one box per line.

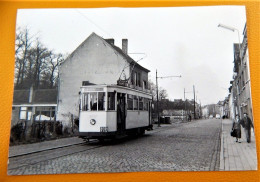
xmin=8 ymin=119 xmax=222 ymax=175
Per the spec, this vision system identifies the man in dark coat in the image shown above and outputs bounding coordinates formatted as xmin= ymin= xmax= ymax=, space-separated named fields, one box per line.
xmin=242 ymin=113 xmax=254 ymax=143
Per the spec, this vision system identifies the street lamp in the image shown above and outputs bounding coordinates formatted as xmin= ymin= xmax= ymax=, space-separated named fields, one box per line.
xmin=156 ymin=70 xmax=181 ymax=127
xmin=218 ymin=23 xmax=242 ymax=64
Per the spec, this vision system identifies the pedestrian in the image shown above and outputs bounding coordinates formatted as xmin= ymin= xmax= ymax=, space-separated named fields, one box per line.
xmin=232 ymin=115 xmax=242 ymax=143
xmin=242 ymin=112 xmax=254 ymax=143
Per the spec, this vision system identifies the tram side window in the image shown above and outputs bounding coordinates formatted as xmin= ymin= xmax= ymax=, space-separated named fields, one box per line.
xmin=144 ymin=98 xmax=148 ymax=111
xmin=139 ymin=97 xmax=144 ymax=110
xmin=127 ymin=94 xmax=133 ymax=110
xmin=98 ymin=92 xmax=105 ymax=111
xmin=133 ymin=96 xmax=138 ymax=110
xmin=108 ymin=92 xmax=115 ymax=110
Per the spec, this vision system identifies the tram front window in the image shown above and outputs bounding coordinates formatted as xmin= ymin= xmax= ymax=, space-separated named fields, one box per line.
xmin=81 ymin=92 xmax=106 ymax=111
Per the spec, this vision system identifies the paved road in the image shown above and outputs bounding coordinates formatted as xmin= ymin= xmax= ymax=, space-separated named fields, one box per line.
xmin=8 ymin=119 xmax=222 ymax=175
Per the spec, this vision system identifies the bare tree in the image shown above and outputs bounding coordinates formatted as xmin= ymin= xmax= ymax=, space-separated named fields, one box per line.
xmin=14 ymin=27 xmax=64 ymax=89
xmin=159 ymin=88 xmax=168 ymax=100
xmin=15 ymin=27 xmax=32 ymax=88
xmin=42 ymin=53 xmax=64 ymax=88
xmin=148 ymin=79 xmax=168 ymax=101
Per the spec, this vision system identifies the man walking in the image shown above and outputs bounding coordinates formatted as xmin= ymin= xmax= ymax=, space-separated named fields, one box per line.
xmin=242 ymin=112 xmax=254 ymax=143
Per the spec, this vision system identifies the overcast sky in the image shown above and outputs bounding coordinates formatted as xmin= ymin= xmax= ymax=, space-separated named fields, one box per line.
xmin=16 ymin=6 xmax=246 ymax=105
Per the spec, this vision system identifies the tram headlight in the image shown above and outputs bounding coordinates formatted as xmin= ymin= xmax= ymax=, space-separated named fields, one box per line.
xmin=90 ymin=119 xmax=96 ymax=125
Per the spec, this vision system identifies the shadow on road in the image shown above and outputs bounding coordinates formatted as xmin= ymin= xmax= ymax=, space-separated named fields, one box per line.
xmin=86 ymin=134 xmax=152 ymax=146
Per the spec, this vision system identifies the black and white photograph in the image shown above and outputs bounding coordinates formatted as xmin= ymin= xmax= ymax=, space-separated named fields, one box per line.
xmin=8 ymin=6 xmax=257 ymax=175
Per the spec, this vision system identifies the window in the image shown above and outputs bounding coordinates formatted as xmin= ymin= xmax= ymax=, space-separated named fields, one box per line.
xmin=82 ymin=93 xmax=89 ymax=111
xmin=242 ymin=72 xmax=245 ymax=87
xmin=19 ymin=107 xmax=27 ymax=120
xmin=98 ymin=92 xmax=105 ymax=111
xmin=133 ymin=96 xmax=138 ymax=110
xmin=143 ymin=80 xmax=147 ymax=89
xmin=108 ymin=92 xmax=115 ymax=110
xmin=131 ymin=73 xmax=134 ymax=85
xmin=139 ymin=97 xmax=144 ymax=110
xmin=138 ymin=73 xmax=141 ymax=87
xmin=35 ymin=107 xmax=55 ymax=121
xmin=127 ymin=94 xmax=133 ymax=110
xmin=134 ymin=72 xmax=137 ymax=86
xmin=144 ymin=98 xmax=149 ymax=111
xmin=81 ymin=92 xmax=106 ymax=111
xmin=90 ymin=92 xmax=98 ymax=111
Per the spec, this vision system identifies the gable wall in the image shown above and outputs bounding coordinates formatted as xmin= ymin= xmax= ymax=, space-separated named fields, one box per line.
xmin=57 ymin=34 xmax=131 ymax=125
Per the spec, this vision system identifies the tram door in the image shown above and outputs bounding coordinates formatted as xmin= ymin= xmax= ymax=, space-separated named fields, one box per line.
xmin=117 ymin=93 xmax=126 ymax=133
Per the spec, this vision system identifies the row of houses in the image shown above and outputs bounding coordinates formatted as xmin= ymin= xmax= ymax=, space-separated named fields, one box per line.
xmin=228 ymin=24 xmax=253 ymax=120
xmin=213 ymin=24 xmax=253 ymax=121
xmin=11 ymin=33 xmax=150 ymax=136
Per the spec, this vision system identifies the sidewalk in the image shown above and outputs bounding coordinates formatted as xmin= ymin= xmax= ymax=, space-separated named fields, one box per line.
xmin=220 ymin=119 xmax=258 ymax=171
xmin=9 ymin=137 xmax=84 ymax=157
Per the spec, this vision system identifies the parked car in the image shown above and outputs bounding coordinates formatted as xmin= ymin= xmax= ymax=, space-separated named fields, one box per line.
xmin=216 ymin=114 xmax=221 ymax=119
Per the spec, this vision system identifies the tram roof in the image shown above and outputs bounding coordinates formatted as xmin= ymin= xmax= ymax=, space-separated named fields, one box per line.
xmin=80 ymin=84 xmax=152 ymax=96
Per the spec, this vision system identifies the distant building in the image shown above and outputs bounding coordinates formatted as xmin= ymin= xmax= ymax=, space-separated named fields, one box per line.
xmin=57 ymin=33 xmax=150 ymax=126
xmin=162 ymin=99 xmax=200 ymax=120
xmin=201 ymin=106 xmax=209 ymax=118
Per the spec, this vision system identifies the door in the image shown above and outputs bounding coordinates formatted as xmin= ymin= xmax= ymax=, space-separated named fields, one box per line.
xmin=117 ymin=93 xmax=126 ymax=133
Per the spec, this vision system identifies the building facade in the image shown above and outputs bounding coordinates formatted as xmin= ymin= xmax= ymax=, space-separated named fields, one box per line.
xmin=57 ymin=33 xmax=150 ymax=126
xmin=229 ymin=24 xmax=253 ymax=121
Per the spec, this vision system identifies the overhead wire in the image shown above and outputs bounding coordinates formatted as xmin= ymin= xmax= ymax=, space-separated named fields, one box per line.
xmin=75 ymin=9 xmax=113 ymax=38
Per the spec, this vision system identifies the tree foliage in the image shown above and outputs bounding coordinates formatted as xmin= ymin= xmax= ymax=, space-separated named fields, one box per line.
xmin=14 ymin=27 xmax=64 ymax=89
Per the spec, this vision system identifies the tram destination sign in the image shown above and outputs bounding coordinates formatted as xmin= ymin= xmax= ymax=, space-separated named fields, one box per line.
xmin=83 ymin=87 xmax=104 ymax=92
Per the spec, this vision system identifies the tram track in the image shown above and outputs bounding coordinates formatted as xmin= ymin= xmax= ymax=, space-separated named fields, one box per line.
xmin=8 ymin=121 xmax=199 ymax=171
xmin=8 ymin=139 xmax=103 ymax=171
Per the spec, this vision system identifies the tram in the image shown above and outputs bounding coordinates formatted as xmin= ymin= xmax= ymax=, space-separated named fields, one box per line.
xmin=78 ymin=83 xmax=153 ymax=141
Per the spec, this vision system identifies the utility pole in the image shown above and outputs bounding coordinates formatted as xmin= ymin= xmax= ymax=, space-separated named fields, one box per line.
xmin=193 ymin=85 xmax=196 ymax=119
xmin=156 ymin=70 xmax=181 ymax=127
xmin=156 ymin=70 xmax=160 ymax=127
xmin=184 ymin=88 xmax=186 ymax=120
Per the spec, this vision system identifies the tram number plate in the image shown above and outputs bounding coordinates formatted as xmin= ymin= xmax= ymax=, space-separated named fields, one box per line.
xmin=100 ymin=127 xmax=108 ymax=132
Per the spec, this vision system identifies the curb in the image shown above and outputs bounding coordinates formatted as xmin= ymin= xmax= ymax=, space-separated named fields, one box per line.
xmin=219 ymin=119 xmax=225 ymax=170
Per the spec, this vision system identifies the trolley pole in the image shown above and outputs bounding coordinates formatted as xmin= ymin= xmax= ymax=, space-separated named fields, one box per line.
xmin=193 ymin=85 xmax=196 ymax=119
xmin=156 ymin=70 xmax=160 ymax=127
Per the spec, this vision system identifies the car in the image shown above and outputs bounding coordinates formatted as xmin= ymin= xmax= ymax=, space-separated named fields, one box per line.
xmin=216 ymin=114 xmax=221 ymax=119
xmin=209 ymin=115 xmax=213 ymax=119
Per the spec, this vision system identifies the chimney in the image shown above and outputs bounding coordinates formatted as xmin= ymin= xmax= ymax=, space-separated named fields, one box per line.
xmin=29 ymin=85 xmax=33 ymax=103
xmin=105 ymin=39 xmax=114 ymax=45
xmin=122 ymin=39 xmax=128 ymax=55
